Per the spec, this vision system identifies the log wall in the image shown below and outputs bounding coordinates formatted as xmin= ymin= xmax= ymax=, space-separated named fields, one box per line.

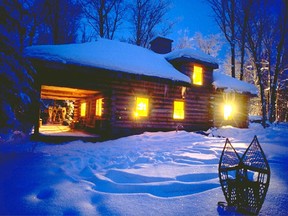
xmin=33 ymin=60 xmax=214 ymax=137
xmin=33 ymin=59 xmax=250 ymax=138
xmin=71 ymin=78 xmax=214 ymax=137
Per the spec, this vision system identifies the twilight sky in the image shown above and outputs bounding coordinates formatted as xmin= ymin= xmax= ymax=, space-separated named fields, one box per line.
xmin=167 ymin=0 xmax=220 ymax=42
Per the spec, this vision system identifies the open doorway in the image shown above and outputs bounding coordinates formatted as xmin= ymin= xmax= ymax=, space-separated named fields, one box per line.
xmin=39 ymin=85 xmax=99 ymax=136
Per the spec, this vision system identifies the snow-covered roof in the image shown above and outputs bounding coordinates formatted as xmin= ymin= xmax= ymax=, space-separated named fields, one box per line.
xmin=165 ymin=48 xmax=218 ymax=68
xmin=213 ymin=72 xmax=258 ymax=95
xmin=149 ymin=35 xmax=173 ymax=43
xmin=25 ymin=39 xmax=191 ymax=83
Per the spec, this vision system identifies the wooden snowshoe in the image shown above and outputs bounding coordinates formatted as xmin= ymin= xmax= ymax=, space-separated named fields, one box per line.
xmin=218 ymin=136 xmax=270 ymax=215
xmin=218 ymin=138 xmax=241 ymax=207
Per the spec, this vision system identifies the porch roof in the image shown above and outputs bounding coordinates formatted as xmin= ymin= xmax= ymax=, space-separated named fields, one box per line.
xmin=213 ymin=72 xmax=258 ymax=95
xmin=41 ymin=85 xmax=99 ymax=100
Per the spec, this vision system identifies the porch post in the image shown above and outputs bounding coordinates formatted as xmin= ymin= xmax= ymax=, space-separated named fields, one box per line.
xmin=33 ymin=79 xmax=41 ymax=135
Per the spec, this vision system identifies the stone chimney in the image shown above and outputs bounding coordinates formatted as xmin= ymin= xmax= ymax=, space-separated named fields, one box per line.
xmin=149 ymin=36 xmax=173 ymax=54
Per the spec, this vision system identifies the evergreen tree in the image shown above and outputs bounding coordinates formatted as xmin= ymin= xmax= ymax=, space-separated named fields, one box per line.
xmin=0 ymin=1 xmax=37 ymax=139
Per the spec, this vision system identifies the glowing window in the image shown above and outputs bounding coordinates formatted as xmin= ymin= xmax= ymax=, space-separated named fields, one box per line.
xmin=80 ymin=102 xmax=86 ymax=117
xmin=224 ymin=104 xmax=233 ymax=120
xmin=173 ymin=101 xmax=184 ymax=119
xmin=193 ymin=66 xmax=203 ymax=85
xmin=96 ymin=98 xmax=103 ymax=117
xmin=135 ymin=97 xmax=148 ymax=117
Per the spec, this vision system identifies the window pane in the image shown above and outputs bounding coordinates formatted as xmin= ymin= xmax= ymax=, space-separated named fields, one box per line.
xmin=193 ymin=66 xmax=203 ymax=85
xmin=80 ymin=102 xmax=86 ymax=117
xmin=96 ymin=98 xmax=103 ymax=116
xmin=173 ymin=101 xmax=184 ymax=119
xmin=135 ymin=97 xmax=148 ymax=117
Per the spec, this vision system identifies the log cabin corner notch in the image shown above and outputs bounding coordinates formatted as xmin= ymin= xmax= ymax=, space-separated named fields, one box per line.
xmin=25 ymin=37 xmax=257 ymax=139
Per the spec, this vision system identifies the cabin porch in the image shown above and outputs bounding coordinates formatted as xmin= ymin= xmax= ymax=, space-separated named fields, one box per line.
xmin=34 ymin=84 xmax=108 ymax=141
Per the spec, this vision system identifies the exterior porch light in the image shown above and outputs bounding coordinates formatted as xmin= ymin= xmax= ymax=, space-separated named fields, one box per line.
xmin=224 ymin=104 xmax=233 ymax=120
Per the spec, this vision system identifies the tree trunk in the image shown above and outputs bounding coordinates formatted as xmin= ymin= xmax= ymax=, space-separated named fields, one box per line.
xmin=256 ymin=66 xmax=267 ymax=127
xmin=239 ymin=1 xmax=250 ymax=81
xmin=268 ymin=5 xmax=287 ymax=123
xmin=99 ymin=0 xmax=105 ymax=38
xmin=239 ymin=44 xmax=245 ymax=80
xmin=231 ymin=43 xmax=236 ymax=78
xmin=269 ymin=54 xmax=283 ymax=123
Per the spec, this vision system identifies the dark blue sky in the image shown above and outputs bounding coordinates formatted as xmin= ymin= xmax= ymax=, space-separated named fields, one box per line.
xmin=167 ymin=0 xmax=220 ymax=42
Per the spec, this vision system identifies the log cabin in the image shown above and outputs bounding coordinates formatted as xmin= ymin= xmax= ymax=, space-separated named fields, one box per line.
xmin=25 ymin=36 xmax=257 ymax=138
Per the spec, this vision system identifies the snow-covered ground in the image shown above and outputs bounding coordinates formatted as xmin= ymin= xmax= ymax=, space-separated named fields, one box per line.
xmin=0 ymin=123 xmax=288 ymax=215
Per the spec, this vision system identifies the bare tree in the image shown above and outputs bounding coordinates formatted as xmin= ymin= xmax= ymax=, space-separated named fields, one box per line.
xmin=243 ymin=0 xmax=288 ymax=126
xmin=209 ymin=0 xmax=287 ymax=125
xmin=244 ymin=0 xmax=288 ymax=124
xmin=235 ymin=0 xmax=252 ymax=81
xmin=38 ymin=0 xmax=82 ymax=44
xmin=173 ymin=29 xmax=194 ymax=49
xmin=81 ymin=0 xmax=126 ymax=40
xmin=20 ymin=0 xmax=83 ymax=45
xmin=207 ymin=0 xmax=236 ymax=77
xmin=194 ymin=32 xmax=222 ymax=57
xmin=268 ymin=1 xmax=288 ymax=122
xmin=129 ymin=0 xmax=172 ymax=48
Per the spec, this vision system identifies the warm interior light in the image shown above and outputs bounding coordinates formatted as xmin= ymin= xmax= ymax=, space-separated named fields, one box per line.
xmin=224 ymin=104 xmax=233 ymax=120
xmin=80 ymin=102 xmax=86 ymax=117
xmin=193 ymin=66 xmax=203 ymax=85
xmin=96 ymin=98 xmax=103 ymax=116
xmin=173 ymin=101 xmax=184 ymax=119
xmin=135 ymin=97 xmax=148 ymax=117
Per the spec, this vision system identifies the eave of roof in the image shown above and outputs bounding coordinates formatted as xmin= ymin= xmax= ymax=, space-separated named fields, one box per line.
xmin=25 ymin=39 xmax=191 ymax=84
xmin=165 ymin=48 xmax=219 ymax=69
